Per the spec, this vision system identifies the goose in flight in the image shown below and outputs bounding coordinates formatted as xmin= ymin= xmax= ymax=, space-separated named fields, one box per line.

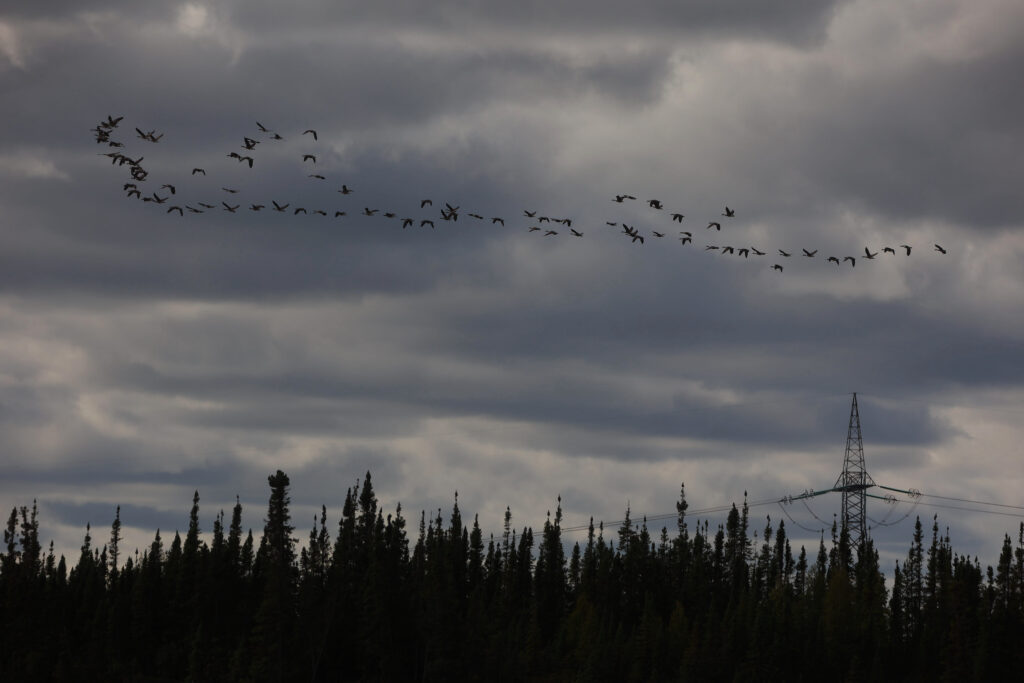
xmin=827 ymin=256 xmax=840 ymax=265
xmin=613 ymin=194 xmax=636 ymax=203
xmin=544 ymin=230 xmax=558 ymax=236
xmin=198 ymin=202 xmax=216 ymax=209
xmin=339 ymin=185 xmax=353 ymax=194
xmin=901 ymin=244 xmax=912 ymax=255
xmin=679 ymin=236 xmax=692 ymax=245
xmin=192 ymin=168 xmax=205 ymax=175
xmin=256 ymin=121 xmax=269 ymax=132
xmin=722 ymin=246 xmax=735 ymax=254
xmin=421 ymin=220 xmax=435 ymax=228
xmin=707 ymin=222 xmax=721 ymax=231
xmin=309 ymin=174 xmax=326 ymax=179
xmin=272 ymin=201 xmax=289 ymax=212
xmin=363 ymin=208 xmax=379 ymax=216
xmin=167 ymin=206 xmax=183 ymax=216
xmin=313 ymin=210 xmax=327 ymax=216
xmin=528 ymin=226 xmax=541 ymax=232
xmin=303 ymin=154 xmax=317 ymax=164
xmin=737 ymin=248 xmax=750 ymax=258
xmin=671 ymin=213 xmax=685 ymax=222
xmin=421 ymin=199 xmax=433 ymax=208
xmin=883 ymin=247 xmax=896 ymax=254
xmin=102 ymin=115 xmax=124 ymax=128
xmin=934 ymin=244 xmax=947 ymax=254
xmin=778 ymin=249 xmax=791 ymax=257
xmin=492 ymin=217 xmax=505 ymax=225
xmin=186 ymin=205 xmax=203 ymax=214
xmin=652 ymin=231 xmax=665 ymax=238
xmin=864 ymin=248 xmax=878 ymax=259
xmin=161 ymin=184 xmax=176 ymax=195
xmin=384 ymin=212 xmax=396 ymax=218
xmin=537 ymin=216 xmax=550 ymax=223
xmin=294 ymin=207 xmax=307 ymax=214
xmin=222 ymin=187 xmax=239 ymax=194
xmin=222 ymin=202 xmax=239 ymax=212
xmin=844 ymin=256 xmax=856 ymax=267
xmin=705 ymin=245 xmax=719 ymax=251
xmin=772 ymin=264 xmax=783 ymax=272
xmin=303 ymin=129 xmax=318 ymax=140
xmin=750 ymin=247 xmax=765 ymax=256
xmin=335 ymin=211 xmax=346 ymax=217
xmin=402 ymin=218 xmax=414 ymax=228
xmin=648 ymin=199 xmax=663 ymax=209
xmin=524 ymin=210 xmax=537 ymax=217
xmin=242 ymin=137 xmax=259 ymax=150
xmin=570 ymin=229 xmax=583 ymax=236
xmin=250 ymin=204 xmax=265 ymax=211
xmin=802 ymin=249 xmax=817 ymax=257
xmin=468 ymin=213 xmax=484 ymax=220
xmin=722 ymin=206 xmax=735 ymax=217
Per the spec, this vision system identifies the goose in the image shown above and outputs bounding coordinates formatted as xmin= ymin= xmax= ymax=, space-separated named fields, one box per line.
xmin=722 ymin=246 xmax=735 ymax=254
xmin=402 ymin=218 xmax=414 ymax=228
xmin=102 ymin=115 xmax=124 ymax=128
xmin=648 ymin=199 xmax=663 ymax=209
xmin=186 ymin=206 xmax=203 ymax=214
xmin=524 ymin=210 xmax=537 ymax=217
xmin=528 ymin=226 xmax=541 ymax=232
xmin=222 ymin=202 xmax=239 ymax=212
xmin=492 ymin=217 xmax=505 ymax=225
xmin=844 ymin=256 xmax=856 ymax=267
xmin=772 ymin=264 xmax=783 ymax=272
xmin=883 ymin=247 xmax=896 ymax=254
xmin=864 ymin=248 xmax=878 ymax=259
xmin=606 ymin=222 xmax=618 ymax=226
xmin=250 ymin=204 xmax=265 ymax=211
xmin=672 ymin=213 xmax=685 ymax=222
xmin=901 ymin=244 xmax=912 ymax=255
xmin=468 ymin=213 xmax=484 ymax=220
xmin=309 ymin=174 xmax=325 ymax=179
xmin=222 ymin=188 xmax=239 ymax=194
xmin=384 ymin=212 xmax=396 ymax=218
xmin=198 ymin=202 xmax=217 ymax=209
xmin=242 ymin=137 xmax=259 ymax=150
xmin=544 ymin=230 xmax=558 ymax=236
xmin=256 ymin=121 xmax=269 ymax=132
xmin=272 ymin=201 xmax=289 ymax=212
xmin=161 ymin=184 xmax=176 ymax=195
xmin=722 ymin=206 xmax=735 ymax=217
xmin=421 ymin=199 xmax=432 ymax=208
xmin=751 ymin=247 xmax=765 ymax=256
xmin=363 ymin=208 xmax=378 ymax=216
xmin=303 ymin=129 xmax=318 ymax=140
xmin=303 ymin=154 xmax=317 ymax=164
xmin=778 ymin=249 xmax=791 ymax=257
xmin=192 ymin=168 xmax=206 ymax=175
xmin=679 ymin=237 xmax=692 ymax=245
xmin=294 ymin=207 xmax=307 ymax=215
xmin=652 ymin=231 xmax=665 ymax=238
xmin=737 ymin=248 xmax=750 ymax=258
xmin=339 ymin=185 xmax=353 ymax=194
xmin=421 ymin=220 xmax=435 ymax=228
xmin=707 ymin=222 xmax=721 ymax=231
xmin=313 ymin=210 xmax=327 ymax=216
xmin=570 ymin=229 xmax=583 ymax=236
xmin=934 ymin=244 xmax=947 ymax=254
xmin=705 ymin=245 xmax=719 ymax=251
xmin=827 ymin=256 xmax=840 ymax=265
xmin=167 ymin=206 xmax=183 ymax=216
xmin=335 ymin=211 xmax=346 ymax=217
xmin=802 ymin=249 xmax=817 ymax=257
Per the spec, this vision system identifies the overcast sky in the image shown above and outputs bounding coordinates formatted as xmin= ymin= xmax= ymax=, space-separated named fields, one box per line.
xmin=2 ymin=0 xmax=1022 ymax=572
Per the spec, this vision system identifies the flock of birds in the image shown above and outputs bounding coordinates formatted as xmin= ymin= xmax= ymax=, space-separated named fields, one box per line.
xmin=93 ymin=115 xmax=950 ymax=272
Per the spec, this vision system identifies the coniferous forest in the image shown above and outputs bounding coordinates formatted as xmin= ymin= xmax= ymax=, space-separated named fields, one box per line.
xmin=2 ymin=470 xmax=1023 ymax=682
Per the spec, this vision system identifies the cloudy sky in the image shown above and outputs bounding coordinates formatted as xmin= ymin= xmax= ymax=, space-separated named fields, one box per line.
xmin=2 ymin=0 xmax=1022 ymax=571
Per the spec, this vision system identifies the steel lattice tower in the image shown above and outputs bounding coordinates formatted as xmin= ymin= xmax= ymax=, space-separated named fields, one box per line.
xmin=833 ymin=393 xmax=875 ymax=548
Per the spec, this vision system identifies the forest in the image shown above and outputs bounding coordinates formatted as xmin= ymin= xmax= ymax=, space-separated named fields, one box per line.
xmin=2 ymin=470 xmax=1022 ymax=682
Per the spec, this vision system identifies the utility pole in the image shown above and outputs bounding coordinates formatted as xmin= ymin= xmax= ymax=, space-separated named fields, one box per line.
xmin=833 ymin=393 xmax=875 ymax=548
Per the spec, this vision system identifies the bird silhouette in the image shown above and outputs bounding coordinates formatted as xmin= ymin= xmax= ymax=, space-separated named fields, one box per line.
xmin=339 ymin=185 xmax=353 ymax=194
xmin=303 ymin=154 xmax=316 ymax=164
xmin=570 ymin=229 xmax=583 ymax=236
xmin=864 ymin=248 xmax=878 ymax=259
xmin=309 ymin=174 xmax=325 ymax=179
xmin=222 ymin=202 xmax=239 ymax=212
xmin=802 ymin=249 xmax=817 ymax=257
xmin=421 ymin=199 xmax=432 ymax=208
xmin=883 ymin=247 xmax=896 ymax=254
xmin=671 ymin=213 xmax=685 ymax=222
xmin=491 ymin=217 xmax=505 ymax=225
xmin=934 ymin=244 xmax=947 ymax=254
xmin=827 ymin=256 xmax=840 ymax=265
xmin=294 ymin=207 xmax=307 ymax=215
xmin=707 ymin=222 xmax=721 ymax=231
xmin=772 ymin=264 xmax=783 ymax=272
xmin=334 ymin=211 xmax=346 ymax=217
xmin=901 ymin=244 xmax=912 ymax=255
xmin=192 ymin=168 xmax=205 ymax=175
xmin=167 ymin=206 xmax=183 ymax=216
xmin=421 ymin=220 xmax=434 ymax=228
xmin=778 ymin=249 xmax=791 ymax=257
xmin=272 ymin=201 xmax=289 ymax=212
xmin=722 ymin=206 xmax=735 ymax=217
xmin=844 ymin=256 xmax=856 ymax=267
xmin=303 ymin=129 xmax=318 ymax=140
xmin=250 ymin=204 xmax=265 ymax=211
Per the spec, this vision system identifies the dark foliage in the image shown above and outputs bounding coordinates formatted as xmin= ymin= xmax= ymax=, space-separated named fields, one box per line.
xmin=1 ymin=473 xmax=1022 ymax=681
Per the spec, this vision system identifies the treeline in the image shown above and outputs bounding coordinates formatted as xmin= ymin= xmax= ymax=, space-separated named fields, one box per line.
xmin=2 ymin=470 xmax=1022 ymax=682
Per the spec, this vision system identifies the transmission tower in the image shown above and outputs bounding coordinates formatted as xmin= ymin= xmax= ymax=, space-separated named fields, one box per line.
xmin=833 ymin=393 xmax=875 ymax=547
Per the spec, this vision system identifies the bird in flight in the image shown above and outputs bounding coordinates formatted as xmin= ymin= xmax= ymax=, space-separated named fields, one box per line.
xmin=671 ymin=213 xmax=685 ymax=223
xmin=802 ymin=249 xmax=817 ymax=257
xmin=772 ymin=264 xmax=783 ymax=272
xmin=722 ymin=206 xmax=735 ymax=217
xmin=827 ymin=256 xmax=840 ymax=265
xmin=778 ymin=249 xmax=791 ymax=257
xmin=303 ymin=129 xmax=318 ymax=140
xmin=844 ymin=256 xmax=856 ymax=267
xmin=934 ymin=244 xmax=947 ymax=254
xmin=901 ymin=244 xmax=912 ymax=255
xmin=864 ymin=248 xmax=878 ymax=259
xmin=648 ymin=199 xmax=663 ymax=209
xmin=272 ymin=201 xmax=289 ymax=212
xmin=303 ymin=154 xmax=317 ymax=164
xmin=421 ymin=199 xmax=432 ymax=208
xmin=339 ymin=185 xmax=353 ymax=194
xmin=192 ymin=168 xmax=205 ymax=175
xmin=883 ymin=247 xmax=896 ymax=255
xmin=570 ymin=229 xmax=583 ymax=237
xmin=222 ymin=202 xmax=239 ymax=212
xmin=707 ymin=222 xmax=721 ymax=231
xmin=222 ymin=187 xmax=239 ymax=193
